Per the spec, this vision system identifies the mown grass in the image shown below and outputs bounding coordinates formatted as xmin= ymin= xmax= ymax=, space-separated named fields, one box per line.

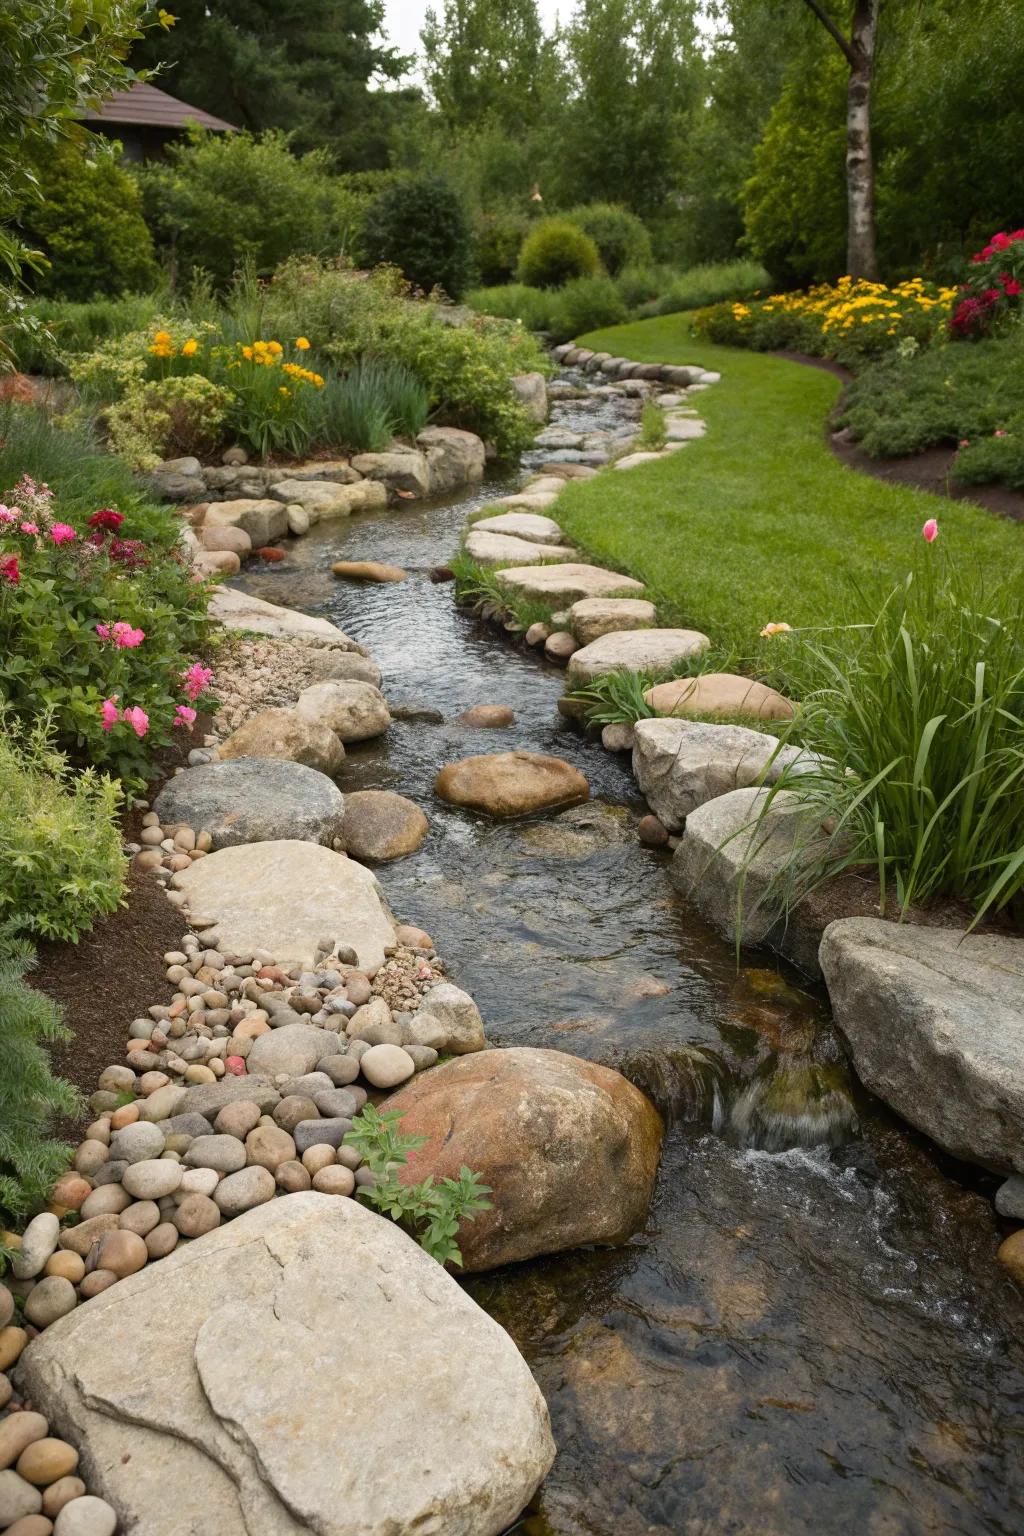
xmin=553 ymin=315 xmax=1024 ymax=659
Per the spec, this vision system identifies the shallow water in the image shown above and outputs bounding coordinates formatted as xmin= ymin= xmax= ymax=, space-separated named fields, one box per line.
xmin=233 ymin=380 xmax=1024 ymax=1534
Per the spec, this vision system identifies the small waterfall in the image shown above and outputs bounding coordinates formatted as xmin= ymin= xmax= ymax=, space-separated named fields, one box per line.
xmin=727 ymin=1055 xmax=858 ymax=1152
xmin=608 ymin=1041 xmax=729 ymax=1128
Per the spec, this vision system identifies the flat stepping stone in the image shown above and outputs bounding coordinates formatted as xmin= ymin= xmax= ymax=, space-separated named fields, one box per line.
xmin=645 ymin=672 xmax=794 ymax=721
xmin=331 ymin=560 xmax=407 ymax=582
xmin=489 ymin=491 xmax=562 ymax=510
xmin=569 ymin=597 xmax=658 ymax=645
xmin=153 ymin=757 xmax=345 ymax=850
xmin=665 ymin=418 xmax=706 ymax=441
xmin=436 ymin=752 xmax=589 ymax=818
xmin=615 ymin=452 xmax=666 ymax=471
xmin=470 ymin=512 xmax=567 ymax=545
xmin=464 ymin=530 xmax=577 ymax=566
xmin=566 ymin=628 xmax=710 ymax=685
xmin=535 ymin=426 xmax=584 ymax=450
xmin=209 ymin=586 xmax=360 ymax=646
xmin=170 ymin=840 xmax=395 ymax=971
xmin=496 ymin=563 xmax=644 ymax=605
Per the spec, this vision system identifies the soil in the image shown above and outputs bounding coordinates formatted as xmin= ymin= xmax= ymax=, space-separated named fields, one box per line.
xmin=776 ymin=349 xmax=1024 ymax=524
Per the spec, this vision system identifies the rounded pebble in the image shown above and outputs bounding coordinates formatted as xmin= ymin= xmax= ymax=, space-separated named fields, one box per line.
xmin=93 ymin=1229 xmax=148 ymax=1279
xmin=16 ymin=1440 xmax=79 ymax=1488
xmin=54 ymin=1496 xmax=118 ymax=1536
xmin=42 ymin=1478 xmax=86 ymax=1519
xmin=23 ymin=1278 xmax=76 ymax=1330
xmin=0 ymin=1415 xmax=48 ymax=1472
xmin=311 ymin=1165 xmax=355 ymax=1196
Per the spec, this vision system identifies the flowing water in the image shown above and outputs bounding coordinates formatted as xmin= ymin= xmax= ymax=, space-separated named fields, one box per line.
xmin=233 ymin=379 xmax=1024 ymax=1535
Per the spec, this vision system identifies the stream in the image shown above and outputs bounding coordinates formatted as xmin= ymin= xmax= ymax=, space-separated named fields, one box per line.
xmin=232 ymin=376 xmax=1024 ymax=1535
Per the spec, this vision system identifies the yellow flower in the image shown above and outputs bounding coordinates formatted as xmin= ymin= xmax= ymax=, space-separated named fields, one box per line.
xmin=268 ymin=340 xmax=283 ymax=356
xmin=153 ymin=330 xmax=171 ymax=345
xmin=295 ymin=337 xmax=311 ymax=350
xmin=148 ymin=342 xmax=173 ymax=358
xmin=279 ymin=386 xmax=290 ymax=396
xmin=182 ymin=338 xmax=198 ymax=357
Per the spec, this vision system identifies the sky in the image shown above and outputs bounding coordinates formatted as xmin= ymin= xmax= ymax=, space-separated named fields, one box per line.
xmin=382 ymin=0 xmax=567 ymax=74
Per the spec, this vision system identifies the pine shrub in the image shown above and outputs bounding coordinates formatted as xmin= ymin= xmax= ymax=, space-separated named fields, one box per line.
xmin=360 ymin=175 xmax=474 ymax=299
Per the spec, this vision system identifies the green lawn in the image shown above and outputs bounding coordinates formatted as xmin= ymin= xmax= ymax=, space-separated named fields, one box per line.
xmin=554 ymin=315 xmax=1024 ymax=658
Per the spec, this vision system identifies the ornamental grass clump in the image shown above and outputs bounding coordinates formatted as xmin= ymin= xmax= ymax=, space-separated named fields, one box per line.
xmin=746 ymin=525 xmax=1024 ymax=928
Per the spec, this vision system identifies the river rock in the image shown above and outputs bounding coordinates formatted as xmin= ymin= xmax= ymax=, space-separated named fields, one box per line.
xmin=495 ymin=563 xmax=644 ymax=605
xmin=457 ymin=705 xmax=515 ymax=728
xmin=217 ymin=707 xmax=344 ymax=777
xmin=208 ymin=586 xmax=362 ymax=647
xmin=154 ymin=758 xmax=345 ymax=850
xmin=470 ymin=512 xmax=566 ymax=546
xmin=203 ymin=498 xmax=287 ymax=549
xmin=331 ymin=560 xmax=407 ymax=583
xmin=17 ymin=1195 xmax=554 ymax=1536
xmin=0 ymin=1470 xmax=42 ymax=1526
xmin=108 ymin=1121 xmax=165 ymax=1165
xmin=436 ymin=752 xmax=589 ymax=818
xmin=407 ymin=983 xmax=485 ymax=1055
xmin=122 ymin=1159 xmax=183 ymax=1200
xmin=180 ymin=1078 xmax=280 ymax=1119
xmin=295 ymin=680 xmax=391 ymax=742
xmin=670 ymin=787 xmax=832 ymax=974
xmin=170 ymin=841 xmax=395 ymax=971
xmin=359 ymin=1044 xmax=415 ymax=1089
xmin=819 ymin=919 xmax=1024 ymax=1174
xmin=248 ymin=1025 xmax=341 ymax=1079
xmin=381 ymin=1048 xmax=662 ymax=1271
xmin=213 ymin=1165 xmax=276 ymax=1216
xmin=632 ymin=718 xmax=807 ymax=832
xmin=417 ymin=425 xmax=486 ymax=495
xmin=11 ymin=1214 xmax=60 ymax=1280
xmin=23 ymin=1276 xmax=77 ymax=1328
xmin=464 ymin=530 xmax=577 ymax=566
xmin=645 ymin=672 xmax=795 ymax=721
xmin=350 ymin=450 xmax=431 ymax=497
xmin=568 ymin=597 xmax=658 ymax=645
xmin=565 ymin=628 xmax=710 ymax=686
xmin=339 ymin=791 xmax=428 ymax=863
xmin=511 ymin=371 xmax=548 ymax=423
xmin=269 ymin=479 xmax=387 ymax=518
xmin=184 ymin=1136 xmax=247 ymax=1174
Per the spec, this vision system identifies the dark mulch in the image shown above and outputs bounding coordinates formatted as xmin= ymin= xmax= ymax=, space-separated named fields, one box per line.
xmin=33 ymin=865 xmax=187 ymax=1123
xmin=775 ymin=348 xmax=1024 ymax=524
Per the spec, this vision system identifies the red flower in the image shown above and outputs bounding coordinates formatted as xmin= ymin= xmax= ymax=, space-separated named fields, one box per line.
xmin=1001 ymin=274 xmax=1022 ymax=298
xmin=109 ymin=537 xmax=147 ymax=568
xmin=0 ymin=554 xmax=19 ymax=585
xmin=88 ymin=508 xmax=125 ymax=532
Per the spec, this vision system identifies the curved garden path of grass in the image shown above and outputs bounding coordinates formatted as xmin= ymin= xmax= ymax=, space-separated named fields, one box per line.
xmin=553 ymin=316 xmax=1024 ymax=659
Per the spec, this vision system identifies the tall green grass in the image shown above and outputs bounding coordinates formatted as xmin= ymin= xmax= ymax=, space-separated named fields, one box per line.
xmin=12 ymin=293 xmax=164 ymax=374
xmin=318 ymin=360 xmax=429 ymax=453
xmin=642 ymin=259 xmax=770 ymax=318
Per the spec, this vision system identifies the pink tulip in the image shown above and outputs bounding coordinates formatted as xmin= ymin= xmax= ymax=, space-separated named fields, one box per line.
xmin=922 ymin=519 xmax=939 ymax=544
xmin=100 ymin=698 xmax=121 ymax=731
xmin=122 ymin=705 xmax=149 ymax=738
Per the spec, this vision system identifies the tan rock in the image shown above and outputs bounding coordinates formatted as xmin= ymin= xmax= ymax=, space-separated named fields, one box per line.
xmin=295 ymin=680 xmax=390 ymax=743
xmin=16 ymin=1438 xmax=78 ymax=1486
xmin=436 ymin=752 xmax=589 ymax=819
xmin=331 ymin=561 xmax=407 ymax=583
xmin=201 ymin=524 xmax=252 ymax=557
xmin=41 ymin=1477 xmax=86 ymax=1519
xmin=93 ymin=1230 xmax=148 ymax=1279
xmin=464 ymin=530 xmax=576 ymax=566
xmin=645 ymin=671 xmax=795 ymax=721
xmin=381 ymin=1048 xmax=662 ymax=1271
xmin=340 ymin=791 xmax=428 ymax=863
xmin=244 ymin=1125 xmax=297 ymax=1173
xmin=495 ymin=562 xmax=644 ymax=605
xmin=218 ymin=707 xmax=344 ymax=776
xmin=203 ymin=498 xmax=287 ymax=549
xmin=469 ymin=512 xmax=566 ymax=546
xmin=457 ymin=705 xmax=515 ymax=728
xmin=0 ymin=1413 xmax=48 ymax=1470
xmin=568 ymin=597 xmax=658 ymax=646
xmin=566 ymin=628 xmax=710 ymax=686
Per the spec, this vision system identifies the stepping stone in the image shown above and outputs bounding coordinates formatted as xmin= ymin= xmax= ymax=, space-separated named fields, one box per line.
xmin=331 ymin=560 xmax=407 ymax=582
xmin=208 ymin=586 xmax=361 ymax=647
xmin=645 ymin=672 xmax=794 ymax=721
xmin=565 ymin=628 xmax=710 ymax=685
xmin=436 ymin=752 xmax=589 ymax=818
xmin=665 ymin=418 xmax=706 ymax=441
xmin=170 ymin=840 xmax=396 ymax=971
xmin=632 ymin=718 xmax=807 ymax=831
xmin=489 ymin=491 xmax=562 ymax=510
xmin=539 ymin=462 xmax=599 ymax=480
xmin=568 ymin=597 xmax=658 ymax=646
xmin=340 ymin=790 xmax=429 ymax=863
xmin=496 ymin=563 xmax=644 ymax=605
xmin=204 ymin=498 xmax=286 ymax=548
xmin=153 ymin=757 xmax=345 ymax=850
xmin=464 ymin=530 xmax=577 ymax=566
xmin=615 ymin=452 xmax=666 ymax=471
xmin=535 ymin=426 xmax=584 ymax=450
xmin=469 ymin=512 xmax=567 ymax=545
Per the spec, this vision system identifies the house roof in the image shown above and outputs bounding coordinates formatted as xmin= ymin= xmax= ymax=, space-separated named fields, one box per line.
xmin=82 ymin=80 xmax=236 ymax=134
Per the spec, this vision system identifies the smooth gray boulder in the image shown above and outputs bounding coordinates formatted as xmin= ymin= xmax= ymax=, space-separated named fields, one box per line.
xmin=18 ymin=1195 xmax=554 ymax=1536
xmin=819 ymin=919 xmax=1024 ymax=1173
xmin=632 ymin=718 xmax=808 ymax=832
xmin=154 ymin=758 xmax=345 ymax=850
xmin=416 ymin=425 xmax=486 ymax=495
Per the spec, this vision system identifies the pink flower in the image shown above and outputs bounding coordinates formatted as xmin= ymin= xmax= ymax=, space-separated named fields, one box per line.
xmin=50 ymin=523 xmax=76 ymax=545
xmin=100 ymin=698 xmax=121 ymax=731
xmin=959 ymin=439 xmax=970 ymax=448
xmin=95 ymin=623 xmax=111 ymax=641
xmin=922 ymin=518 xmax=939 ymax=544
xmin=995 ymin=429 xmax=1007 ymax=438
xmin=181 ymin=661 xmax=214 ymax=701
xmin=18 ymin=521 xmax=38 ymax=535
xmin=174 ymin=704 xmax=197 ymax=728
xmin=122 ymin=705 xmax=149 ymax=738
xmin=112 ymin=622 xmax=145 ymax=649
xmin=0 ymin=507 xmax=16 ymax=524
xmin=0 ymin=554 xmax=20 ymax=585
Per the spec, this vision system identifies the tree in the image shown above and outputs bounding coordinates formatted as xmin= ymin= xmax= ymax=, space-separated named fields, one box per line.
xmin=0 ymin=0 xmax=162 ymax=362
xmin=422 ymin=0 xmax=552 ymax=137
xmin=131 ymin=0 xmax=413 ymax=168
xmin=800 ymin=0 xmax=880 ymax=278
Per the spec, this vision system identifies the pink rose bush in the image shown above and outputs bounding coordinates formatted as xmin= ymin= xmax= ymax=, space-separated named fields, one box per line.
xmin=950 ymin=229 xmax=1024 ymax=339
xmin=0 ymin=477 xmax=215 ymax=783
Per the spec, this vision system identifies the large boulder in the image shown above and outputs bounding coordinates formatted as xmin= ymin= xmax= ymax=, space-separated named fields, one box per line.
xmin=217 ymin=706 xmax=344 ymax=776
xmin=669 ymin=787 xmax=831 ymax=975
xmin=17 ymin=1195 xmax=554 ymax=1536
xmin=645 ymin=672 xmax=795 ymax=722
xmin=208 ymin=586 xmax=362 ymax=647
xmin=269 ymin=479 xmax=387 ymax=519
xmin=469 ymin=512 xmax=567 ymax=546
xmin=496 ymin=563 xmax=644 ymax=606
xmin=565 ymin=628 xmax=710 ymax=685
xmin=416 ymin=426 xmax=486 ymax=496
xmin=511 ymin=371 xmax=548 ymax=423
xmin=819 ymin=919 xmax=1024 ymax=1173
xmin=203 ymin=498 xmax=288 ymax=548
xmin=154 ymin=758 xmax=345 ymax=849
xmin=568 ymin=597 xmax=658 ymax=645
xmin=340 ymin=790 xmax=428 ymax=863
xmin=632 ymin=718 xmax=806 ymax=832
xmin=170 ymin=841 xmax=395 ymax=971
xmin=464 ymin=530 xmax=577 ymax=566
xmin=296 ymin=680 xmax=391 ymax=743
xmin=381 ymin=1048 xmax=662 ymax=1271
xmin=436 ymin=752 xmax=589 ymax=818
xmin=350 ymin=450 xmax=431 ymax=497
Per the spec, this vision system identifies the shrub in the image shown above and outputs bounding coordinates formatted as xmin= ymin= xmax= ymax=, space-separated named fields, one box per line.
xmin=107 ymin=374 xmax=233 ymax=469
xmin=748 ymin=545 xmax=1024 ymax=927
xmin=0 ymin=449 xmax=214 ymax=784
xmin=140 ymin=129 xmax=359 ymax=288
xmin=12 ymin=293 xmax=163 ymax=375
xmin=955 ymin=413 xmax=1024 ymax=491
xmin=474 ymin=208 xmax=530 ymax=286
xmin=650 ymin=259 xmax=771 ymax=316
xmin=547 ymin=275 xmax=627 ymax=342
xmin=0 ymin=930 xmax=81 ymax=1229
xmin=360 ymin=175 xmax=473 ymax=299
xmin=636 ymin=400 xmax=667 ymax=450
xmin=567 ymin=203 xmax=652 ymax=276
xmin=261 ymin=259 xmax=408 ymax=370
xmin=950 ymin=228 xmax=1024 ymax=339
xmin=464 ymin=283 xmax=557 ymax=333
xmin=517 ymin=218 xmax=601 ymax=289
xmin=0 ymin=712 xmax=126 ymax=942
xmin=615 ymin=263 xmax=666 ymax=310
xmin=17 ymin=139 xmax=158 ymax=302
